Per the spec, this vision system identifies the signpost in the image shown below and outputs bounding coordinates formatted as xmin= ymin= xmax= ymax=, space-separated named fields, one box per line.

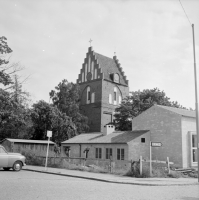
xmin=45 ymin=131 xmax=52 ymax=171
xmin=150 ymin=141 xmax=162 ymax=176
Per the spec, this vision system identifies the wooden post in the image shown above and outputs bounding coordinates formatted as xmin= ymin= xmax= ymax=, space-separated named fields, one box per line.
xmin=140 ymin=156 xmax=142 ymax=176
xmin=131 ymin=160 xmax=133 ymax=172
xmin=167 ymin=157 xmax=170 ymax=174
xmin=149 ymin=141 xmax=152 ymax=177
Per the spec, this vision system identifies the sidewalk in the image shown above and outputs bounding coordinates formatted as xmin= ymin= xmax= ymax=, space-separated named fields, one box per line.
xmin=23 ymin=165 xmax=198 ymax=186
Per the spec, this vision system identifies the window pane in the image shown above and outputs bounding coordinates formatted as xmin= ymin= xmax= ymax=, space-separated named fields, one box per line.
xmin=121 ymin=149 xmax=124 ymax=160
xmin=106 ymin=148 xmax=108 ymax=159
xmin=99 ymin=148 xmax=102 ymax=159
xmin=117 ymin=149 xmax=120 ymax=160
xmin=96 ymin=148 xmax=98 ymax=158
xmin=193 ymin=149 xmax=198 ymax=162
xmin=88 ymin=91 xmax=91 ymax=101
xmin=110 ymin=148 xmax=112 ymax=157
xmin=192 ymin=135 xmax=197 ymax=147
xmin=114 ymin=92 xmax=116 ymax=101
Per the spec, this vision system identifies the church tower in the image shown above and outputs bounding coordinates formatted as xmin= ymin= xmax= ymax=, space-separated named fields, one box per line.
xmin=77 ymin=46 xmax=129 ymax=132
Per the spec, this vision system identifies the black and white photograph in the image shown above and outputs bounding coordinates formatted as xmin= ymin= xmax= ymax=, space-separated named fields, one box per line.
xmin=0 ymin=0 xmax=199 ymax=199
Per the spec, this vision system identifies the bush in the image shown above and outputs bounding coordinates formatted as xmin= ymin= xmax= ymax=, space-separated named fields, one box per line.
xmin=167 ymin=170 xmax=182 ymax=178
xmin=21 ymin=149 xmax=43 ymax=166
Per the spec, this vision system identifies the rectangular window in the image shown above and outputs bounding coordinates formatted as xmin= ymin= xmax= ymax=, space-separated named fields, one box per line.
xmin=141 ymin=138 xmax=145 ymax=143
xmin=95 ymin=148 xmax=102 ymax=159
xmin=106 ymin=148 xmax=112 ymax=159
xmin=191 ymin=134 xmax=198 ymax=163
xmin=117 ymin=148 xmax=125 ymax=160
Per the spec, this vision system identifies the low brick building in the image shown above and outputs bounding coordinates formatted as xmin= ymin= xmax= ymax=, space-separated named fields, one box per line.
xmin=61 ymin=125 xmax=150 ymax=169
xmin=131 ymin=105 xmax=197 ymax=168
xmin=1 ymin=138 xmax=55 ymax=157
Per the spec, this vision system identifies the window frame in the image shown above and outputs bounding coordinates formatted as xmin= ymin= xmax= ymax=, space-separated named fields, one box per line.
xmin=106 ymin=148 xmax=112 ymax=159
xmin=117 ymin=148 xmax=125 ymax=160
xmin=95 ymin=148 xmax=102 ymax=159
xmin=190 ymin=132 xmax=198 ymax=165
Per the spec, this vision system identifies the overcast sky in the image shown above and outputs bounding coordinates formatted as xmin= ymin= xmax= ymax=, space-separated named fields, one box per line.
xmin=1 ymin=0 xmax=199 ymax=109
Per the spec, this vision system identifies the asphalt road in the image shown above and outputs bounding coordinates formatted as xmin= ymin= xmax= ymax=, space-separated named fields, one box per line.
xmin=0 ymin=169 xmax=198 ymax=200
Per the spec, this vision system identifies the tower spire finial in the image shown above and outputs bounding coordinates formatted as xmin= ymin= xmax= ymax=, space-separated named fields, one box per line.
xmin=89 ymin=39 xmax=92 ymax=47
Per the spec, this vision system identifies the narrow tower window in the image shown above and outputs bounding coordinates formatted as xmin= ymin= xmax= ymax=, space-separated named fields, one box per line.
xmin=114 ymin=87 xmax=117 ymax=105
xmin=86 ymin=86 xmax=91 ymax=104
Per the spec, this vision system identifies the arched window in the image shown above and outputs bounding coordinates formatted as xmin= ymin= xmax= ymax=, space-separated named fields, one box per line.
xmin=119 ymin=95 xmax=122 ymax=104
xmin=91 ymin=92 xmax=95 ymax=103
xmin=86 ymin=86 xmax=91 ymax=104
xmin=114 ymin=87 xmax=117 ymax=105
xmin=109 ymin=94 xmax=112 ymax=104
xmin=114 ymin=73 xmax=120 ymax=83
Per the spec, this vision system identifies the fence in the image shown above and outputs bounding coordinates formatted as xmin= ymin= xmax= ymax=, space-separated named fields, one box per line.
xmin=35 ymin=155 xmax=174 ymax=176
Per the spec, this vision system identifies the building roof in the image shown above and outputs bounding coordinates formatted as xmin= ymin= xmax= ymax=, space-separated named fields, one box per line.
xmin=156 ymin=105 xmax=195 ymax=118
xmin=62 ymin=130 xmax=149 ymax=144
xmin=94 ymin=52 xmax=128 ymax=86
xmin=1 ymin=138 xmax=55 ymax=144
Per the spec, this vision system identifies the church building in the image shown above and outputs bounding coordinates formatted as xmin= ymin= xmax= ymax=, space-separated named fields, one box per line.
xmin=77 ymin=46 xmax=129 ymax=132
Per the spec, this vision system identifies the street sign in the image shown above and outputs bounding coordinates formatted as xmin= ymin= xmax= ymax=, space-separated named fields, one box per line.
xmin=47 ymin=131 xmax=52 ymax=138
xmin=151 ymin=142 xmax=162 ymax=147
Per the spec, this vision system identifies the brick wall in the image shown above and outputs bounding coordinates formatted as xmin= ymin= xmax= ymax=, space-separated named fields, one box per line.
xmin=61 ymin=143 xmax=130 ymax=170
xmin=132 ymin=106 xmax=183 ymax=167
xmin=127 ymin=132 xmax=150 ymax=161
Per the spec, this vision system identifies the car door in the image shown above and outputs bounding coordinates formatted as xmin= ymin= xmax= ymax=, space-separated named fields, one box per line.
xmin=0 ymin=147 xmax=8 ymax=167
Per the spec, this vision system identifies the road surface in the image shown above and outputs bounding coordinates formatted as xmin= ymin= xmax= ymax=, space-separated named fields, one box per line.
xmin=0 ymin=169 xmax=198 ymax=200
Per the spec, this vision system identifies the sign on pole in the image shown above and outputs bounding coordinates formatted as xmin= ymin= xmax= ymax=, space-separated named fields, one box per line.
xmin=151 ymin=142 xmax=162 ymax=147
xmin=45 ymin=130 xmax=52 ymax=171
xmin=150 ymin=141 xmax=163 ymax=177
xmin=47 ymin=131 xmax=52 ymax=138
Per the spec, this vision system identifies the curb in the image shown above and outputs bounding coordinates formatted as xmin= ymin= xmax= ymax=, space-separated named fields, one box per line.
xmin=23 ymin=169 xmax=198 ymax=186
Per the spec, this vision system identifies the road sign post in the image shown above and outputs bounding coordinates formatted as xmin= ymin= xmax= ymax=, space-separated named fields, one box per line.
xmin=150 ymin=141 xmax=163 ymax=177
xmin=45 ymin=131 xmax=52 ymax=171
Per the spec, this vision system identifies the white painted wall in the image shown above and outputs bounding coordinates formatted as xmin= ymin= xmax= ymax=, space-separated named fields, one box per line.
xmin=181 ymin=116 xmax=196 ymax=168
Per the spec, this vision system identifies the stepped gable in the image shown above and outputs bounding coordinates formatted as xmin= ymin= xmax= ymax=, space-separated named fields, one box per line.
xmin=77 ymin=47 xmax=128 ymax=86
xmin=94 ymin=52 xmax=128 ymax=86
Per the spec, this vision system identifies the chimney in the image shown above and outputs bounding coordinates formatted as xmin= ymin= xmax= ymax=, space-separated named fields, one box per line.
xmin=103 ymin=124 xmax=115 ymax=136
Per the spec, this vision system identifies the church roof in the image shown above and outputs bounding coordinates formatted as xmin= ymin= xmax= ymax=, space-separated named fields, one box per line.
xmin=156 ymin=105 xmax=195 ymax=118
xmin=61 ymin=130 xmax=149 ymax=144
xmin=94 ymin=52 xmax=127 ymax=86
xmin=77 ymin=47 xmax=128 ymax=86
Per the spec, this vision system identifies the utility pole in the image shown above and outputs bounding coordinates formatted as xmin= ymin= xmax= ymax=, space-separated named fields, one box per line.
xmin=192 ymin=24 xmax=199 ymax=182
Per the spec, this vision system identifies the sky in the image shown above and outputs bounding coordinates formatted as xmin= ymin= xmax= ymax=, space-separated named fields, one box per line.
xmin=0 ymin=0 xmax=199 ymax=109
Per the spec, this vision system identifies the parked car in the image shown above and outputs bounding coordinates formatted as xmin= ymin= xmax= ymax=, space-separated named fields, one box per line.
xmin=0 ymin=145 xmax=26 ymax=171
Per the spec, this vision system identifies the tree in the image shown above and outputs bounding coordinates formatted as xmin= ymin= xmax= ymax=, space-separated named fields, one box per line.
xmin=0 ymin=36 xmax=13 ymax=86
xmin=0 ymin=88 xmax=30 ymax=140
xmin=30 ymin=100 xmax=77 ymax=143
xmin=114 ymin=88 xmax=186 ymax=131
xmin=0 ymin=37 xmax=31 ymax=140
xmin=49 ymin=79 xmax=89 ymax=134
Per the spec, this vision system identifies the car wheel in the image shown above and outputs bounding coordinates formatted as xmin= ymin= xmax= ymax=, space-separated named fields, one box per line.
xmin=13 ymin=161 xmax=22 ymax=171
xmin=3 ymin=167 xmax=11 ymax=171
